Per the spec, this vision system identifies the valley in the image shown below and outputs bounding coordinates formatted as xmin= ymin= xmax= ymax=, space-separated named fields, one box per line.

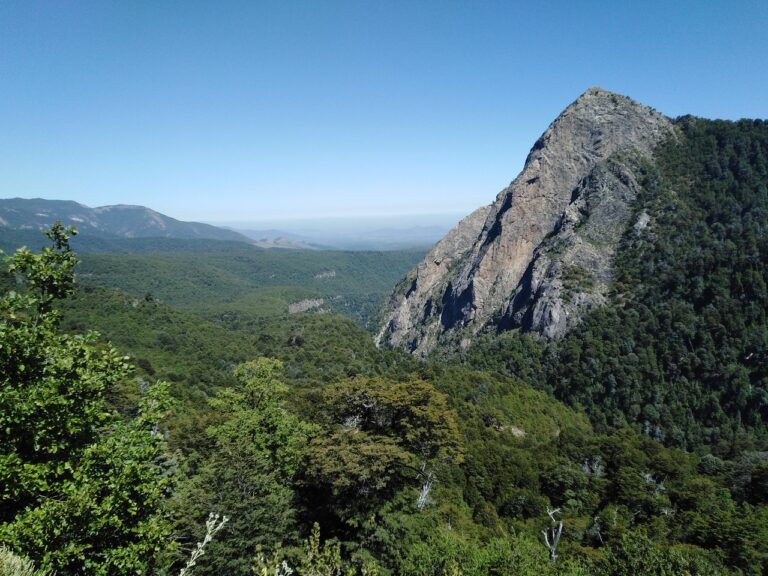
xmin=3 ymin=90 xmax=768 ymax=575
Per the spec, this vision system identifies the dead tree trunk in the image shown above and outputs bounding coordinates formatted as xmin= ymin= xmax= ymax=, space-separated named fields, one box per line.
xmin=542 ymin=507 xmax=563 ymax=561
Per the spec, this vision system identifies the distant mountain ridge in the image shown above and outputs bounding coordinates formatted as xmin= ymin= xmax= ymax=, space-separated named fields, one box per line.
xmin=231 ymin=228 xmax=325 ymax=250
xmin=0 ymin=198 xmax=252 ymax=243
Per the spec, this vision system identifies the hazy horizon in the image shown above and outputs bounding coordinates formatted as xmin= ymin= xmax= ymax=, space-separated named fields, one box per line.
xmin=208 ymin=211 xmax=467 ymax=230
xmin=2 ymin=2 xmax=767 ymax=222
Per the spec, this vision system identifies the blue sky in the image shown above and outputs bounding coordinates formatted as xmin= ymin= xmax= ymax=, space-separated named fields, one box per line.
xmin=1 ymin=1 xmax=766 ymax=222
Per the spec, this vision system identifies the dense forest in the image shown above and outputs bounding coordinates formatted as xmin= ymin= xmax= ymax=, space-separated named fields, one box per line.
xmin=2 ymin=115 xmax=768 ymax=575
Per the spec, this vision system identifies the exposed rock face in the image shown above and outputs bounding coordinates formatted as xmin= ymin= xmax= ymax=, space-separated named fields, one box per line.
xmin=376 ymin=205 xmax=492 ymax=352
xmin=288 ymin=298 xmax=326 ymax=313
xmin=377 ymin=88 xmax=674 ymax=356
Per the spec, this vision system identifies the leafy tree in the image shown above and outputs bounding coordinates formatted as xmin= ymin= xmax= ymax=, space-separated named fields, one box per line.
xmin=0 ymin=224 xmax=174 ymax=574
xmin=541 ymin=118 xmax=768 ymax=450
xmin=305 ymin=375 xmax=463 ymax=525
xmin=171 ymin=358 xmax=315 ymax=576
xmin=600 ymin=529 xmax=728 ymax=576
xmin=401 ymin=527 xmax=590 ymax=576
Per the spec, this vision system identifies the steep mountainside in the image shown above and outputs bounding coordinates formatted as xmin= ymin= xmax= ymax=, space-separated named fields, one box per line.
xmin=378 ymin=87 xmax=674 ymax=355
xmin=419 ymin=112 xmax=768 ymax=452
xmin=0 ymin=198 xmax=251 ymax=242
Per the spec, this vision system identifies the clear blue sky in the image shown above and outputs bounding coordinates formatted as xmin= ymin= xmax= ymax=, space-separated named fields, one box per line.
xmin=1 ymin=1 xmax=766 ymax=222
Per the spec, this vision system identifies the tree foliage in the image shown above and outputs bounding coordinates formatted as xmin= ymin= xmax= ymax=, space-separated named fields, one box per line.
xmin=0 ymin=224 xmax=174 ymax=575
xmin=170 ymin=358 xmax=315 ymax=576
xmin=542 ymin=118 xmax=768 ymax=451
xmin=5 ymin=118 xmax=768 ymax=576
xmin=305 ymin=376 xmax=463 ymax=526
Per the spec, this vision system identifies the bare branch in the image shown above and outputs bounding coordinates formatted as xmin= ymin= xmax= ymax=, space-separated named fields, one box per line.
xmin=542 ymin=508 xmax=563 ymax=561
xmin=178 ymin=513 xmax=230 ymax=576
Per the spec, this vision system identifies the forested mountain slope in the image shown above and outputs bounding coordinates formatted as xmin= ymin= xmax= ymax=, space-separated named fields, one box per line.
xmin=74 ymin=246 xmax=424 ymax=331
xmin=3 ymin=219 xmax=768 ymax=575
xmin=545 ymin=116 xmax=768 ymax=450
xmin=4 ymin=98 xmax=768 ymax=574
xmin=0 ymin=229 xmax=426 ymax=332
xmin=436 ymin=115 xmax=768 ymax=454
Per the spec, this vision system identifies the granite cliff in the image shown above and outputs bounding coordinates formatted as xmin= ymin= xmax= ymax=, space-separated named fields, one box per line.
xmin=377 ymin=88 xmax=674 ymax=356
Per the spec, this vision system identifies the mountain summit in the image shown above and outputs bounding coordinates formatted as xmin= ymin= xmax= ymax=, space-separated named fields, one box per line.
xmin=377 ymin=88 xmax=674 ymax=355
xmin=0 ymin=198 xmax=251 ymax=243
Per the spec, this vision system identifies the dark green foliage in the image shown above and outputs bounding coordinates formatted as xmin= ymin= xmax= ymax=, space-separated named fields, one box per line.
xmin=417 ymin=357 xmax=768 ymax=572
xmin=561 ymin=265 xmax=596 ymax=303
xmin=0 ymin=227 xmax=425 ymax=332
xmin=57 ymin=286 xmax=420 ymax=457
xmin=598 ymin=530 xmax=727 ymax=575
xmin=74 ymin=246 xmax=424 ymax=331
xmin=44 ymin=250 xmax=763 ymax=573
xmin=436 ymin=330 xmax=547 ymax=387
xmin=541 ymin=117 xmax=768 ymax=451
xmin=8 ymin=127 xmax=768 ymax=576
xmin=171 ymin=359 xmax=315 ymax=576
xmin=304 ymin=376 xmax=463 ymax=525
xmin=400 ymin=527 xmax=590 ymax=575
xmin=60 ymin=287 xmax=254 ymax=407
xmin=417 ymin=117 xmax=768 ymax=574
xmin=460 ymin=118 xmax=768 ymax=454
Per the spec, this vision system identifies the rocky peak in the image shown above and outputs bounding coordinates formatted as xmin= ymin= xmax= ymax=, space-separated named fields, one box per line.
xmin=377 ymin=89 xmax=673 ymax=356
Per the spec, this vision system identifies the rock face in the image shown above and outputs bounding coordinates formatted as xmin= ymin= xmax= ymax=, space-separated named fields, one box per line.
xmin=288 ymin=298 xmax=326 ymax=313
xmin=377 ymin=88 xmax=674 ymax=356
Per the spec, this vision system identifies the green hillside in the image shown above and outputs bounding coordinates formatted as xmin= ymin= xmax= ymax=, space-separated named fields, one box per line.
xmin=0 ymin=229 xmax=425 ymax=331
xmin=4 ymin=221 xmax=768 ymax=575
xmin=74 ymin=246 xmax=424 ymax=330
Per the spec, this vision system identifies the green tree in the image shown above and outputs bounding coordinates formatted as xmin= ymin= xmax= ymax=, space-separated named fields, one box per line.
xmin=171 ymin=358 xmax=315 ymax=576
xmin=600 ymin=530 xmax=727 ymax=576
xmin=305 ymin=376 xmax=463 ymax=524
xmin=0 ymin=224 xmax=174 ymax=574
xmin=401 ymin=527 xmax=590 ymax=576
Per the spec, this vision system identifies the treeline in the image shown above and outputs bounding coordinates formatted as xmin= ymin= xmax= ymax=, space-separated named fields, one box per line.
xmin=544 ymin=117 xmax=768 ymax=451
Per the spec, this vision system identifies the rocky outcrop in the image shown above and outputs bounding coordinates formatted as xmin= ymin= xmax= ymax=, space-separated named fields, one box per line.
xmin=288 ymin=298 xmax=326 ymax=313
xmin=375 ymin=205 xmax=491 ymax=352
xmin=500 ymin=155 xmax=648 ymax=339
xmin=377 ymin=88 xmax=674 ymax=356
